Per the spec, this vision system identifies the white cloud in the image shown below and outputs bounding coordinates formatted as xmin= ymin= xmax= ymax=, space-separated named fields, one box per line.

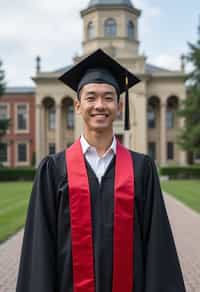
xmin=133 ymin=0 xmax=161 ymax=33
xmin=0 ymin=0 xmax=192 ymax=86
xmin=0 ymin=0 xmax=89 ymax=85
xmin=151 ymin=54 xmax=181 ymax=71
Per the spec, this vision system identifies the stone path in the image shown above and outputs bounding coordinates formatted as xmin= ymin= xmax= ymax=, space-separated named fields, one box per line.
xmin=0 ymin=230 xmax=23 ymax=292
xmin=0 ymin=194 xmax=200 ymax=291
xmin=164 ymin=194 xmax=200 ymax=292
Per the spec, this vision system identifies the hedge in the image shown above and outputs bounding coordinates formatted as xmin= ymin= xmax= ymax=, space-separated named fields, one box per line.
xmin=159 ymin=166 xmax=200 ymax=179
xmin=0 ymin=168 xmax=36 ymax=181
xmin=1 ymin=166 xmax=200 ymax=181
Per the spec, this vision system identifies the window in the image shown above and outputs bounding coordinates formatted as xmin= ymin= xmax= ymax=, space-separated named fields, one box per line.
xmin=104 ymin=18 xmax=117 ymax=38
xmin=88 ymin=22 xmax=95 ymax=40
xmin=166 ymin=110 xmax=174 ymax=129
xmin=18 ymin=143 xmax=27 ymax=162
xmin=17 ymin=104 xmax=27 ymax=130
xmin=147 ymin=109 xmax=156 ymax=128
xmin=49 ymin=143 xmax=56 ymax=155
xmin=0 ymin=105 xmax=8 ymax=119
xmin=148 ymin=142 xmax=156 ymax=160
xmin=127 ymin=21 xmax=135 ymax=40
xmin=0 ymin=143 xmax=7 ymax=162
xmin=167 ymin=142 xmax=174 ymax=160
xmin=48 ymin=107 xmax=56 ymax=130
xmin=195 ymin=153 xmax=200 ymax=160
xmin=67 ymin=105 xmax=74 ymax=129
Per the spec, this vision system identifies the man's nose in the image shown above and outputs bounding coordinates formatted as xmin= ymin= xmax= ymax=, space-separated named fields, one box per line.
xmin=94 ymin=98 xmax=105 ymax=109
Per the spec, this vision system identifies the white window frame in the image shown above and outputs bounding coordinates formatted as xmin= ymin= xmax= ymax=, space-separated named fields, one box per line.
xmin=15 ymin=141 xmax=30 ymax=166
xmin=0 ymin=103 xmax=10 ymax=134
xmin=15 ymin=103 xmax=29 ymax=133
xmin=0 ymin=142 xmax=10 ymax=167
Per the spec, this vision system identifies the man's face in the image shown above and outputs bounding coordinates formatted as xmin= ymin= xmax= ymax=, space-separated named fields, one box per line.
xmin=75 ymin=83 xmax=122 ymax=132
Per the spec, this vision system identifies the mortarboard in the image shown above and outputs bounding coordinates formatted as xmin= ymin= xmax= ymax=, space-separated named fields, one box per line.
xmin=58 ymin=48 xmax=140 ymax=130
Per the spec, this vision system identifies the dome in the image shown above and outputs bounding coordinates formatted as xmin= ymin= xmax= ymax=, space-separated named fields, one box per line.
xmin=88 ymin=0 xmax=134 ymax=8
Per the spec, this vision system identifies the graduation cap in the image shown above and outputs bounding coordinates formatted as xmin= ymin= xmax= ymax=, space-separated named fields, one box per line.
xmin=58 ymin=49 xmax=140 ymax=130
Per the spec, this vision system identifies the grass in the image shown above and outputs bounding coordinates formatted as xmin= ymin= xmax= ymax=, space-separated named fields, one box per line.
xmin=161 ymin=180 xmax=200 ymax=214
xmin=0 ymin=182 xmax=32 ymax=243
xmin=0 ymin=180 xmax=200 ymax=243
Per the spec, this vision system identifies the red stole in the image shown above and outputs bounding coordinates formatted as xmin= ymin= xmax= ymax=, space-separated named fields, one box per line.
xmin=66 ymin=138 xmax=135 ymax=292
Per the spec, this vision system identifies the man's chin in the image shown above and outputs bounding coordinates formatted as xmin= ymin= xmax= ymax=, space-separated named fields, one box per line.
xmin=90 ymin=124 xmax=112 ymax=132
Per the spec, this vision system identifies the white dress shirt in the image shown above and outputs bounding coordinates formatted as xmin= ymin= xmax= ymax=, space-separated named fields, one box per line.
xmin=80 ymin=135 xmax=117 ymax=183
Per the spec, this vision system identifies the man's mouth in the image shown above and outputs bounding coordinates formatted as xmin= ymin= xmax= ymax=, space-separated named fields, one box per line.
xmin=91 ymin=113 xmax=109 ymax=117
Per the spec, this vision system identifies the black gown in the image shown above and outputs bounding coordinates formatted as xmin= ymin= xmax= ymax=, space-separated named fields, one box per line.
xmin=16 ymin=150 xmax=186 ymax=292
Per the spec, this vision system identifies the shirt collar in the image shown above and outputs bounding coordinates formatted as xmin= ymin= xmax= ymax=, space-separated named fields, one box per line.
xmin=80 ymin=134 xmax=117 ymax=156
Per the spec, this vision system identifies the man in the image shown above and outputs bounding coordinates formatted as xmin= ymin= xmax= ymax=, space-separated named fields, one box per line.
xmin=16 ymin=49 xmax=186 ymax=292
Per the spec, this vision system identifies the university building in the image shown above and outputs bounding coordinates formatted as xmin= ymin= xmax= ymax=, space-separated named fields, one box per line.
xmin=0 ymin=87 xmax=35 ymax=167
xmin=0 ymin=0 xmax=187 ymax=167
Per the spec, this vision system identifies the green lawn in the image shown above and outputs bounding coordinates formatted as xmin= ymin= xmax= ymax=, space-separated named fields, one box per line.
xmin=0 ymin=180 xmax=200 ymax=243
xmin=0 ymin=182 xmax=32 ymax=243
xmin=161 ymin=180 xmax=200 ymax=213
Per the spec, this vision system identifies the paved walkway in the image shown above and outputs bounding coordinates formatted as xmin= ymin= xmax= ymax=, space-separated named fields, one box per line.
xmin=0 ymin=194 xmax=200 ymax=292
xmin=164 ymin=194 xmax=200 ymax=292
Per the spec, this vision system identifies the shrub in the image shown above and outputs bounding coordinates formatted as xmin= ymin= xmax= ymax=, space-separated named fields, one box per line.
xmin=0 ymin=168 xmax=36 ymax=181
xmin=159 ymin=165 xmax=200 ymax=179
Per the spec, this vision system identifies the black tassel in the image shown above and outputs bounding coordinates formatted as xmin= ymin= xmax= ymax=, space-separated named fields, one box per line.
xmin=124 ymin=76 xmax=130 ymax=130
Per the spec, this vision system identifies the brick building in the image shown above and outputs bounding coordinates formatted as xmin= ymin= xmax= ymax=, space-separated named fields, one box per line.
xmin=0 ymin=87 xmax=35 ymax=167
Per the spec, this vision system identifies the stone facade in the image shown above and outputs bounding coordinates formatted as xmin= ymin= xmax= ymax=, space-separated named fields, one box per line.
xmin=32 ymin=0 xmax=187 ymax=166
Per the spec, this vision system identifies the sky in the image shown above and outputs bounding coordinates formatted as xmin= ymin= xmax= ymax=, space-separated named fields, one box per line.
xmin=0 ymin=0 xmax=199 ymax=87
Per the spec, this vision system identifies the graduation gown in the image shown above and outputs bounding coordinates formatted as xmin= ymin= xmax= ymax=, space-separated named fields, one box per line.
xmin=16 ymin=149 xmax=186 ymax=292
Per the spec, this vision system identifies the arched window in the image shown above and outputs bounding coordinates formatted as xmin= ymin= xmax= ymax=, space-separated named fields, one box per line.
xmin=147 ymin=96 xmax=160 ymax=129
xmin=48 ymin=107 xmax=56 ymax=130
xmin=147 ymin=108 xmax=156 ymax=128
xmin=104 ymin=18 xmax=117 ymax=38
xmin=87 ymin=21 xmax=95 ymax=40
xmin=127 ymin=20 xmax=135 ymax=40
xmin=166 ymin=96 xmax=178 ymax=129
xmin=166 ymin=110 xmax=174 ymax=129
xmin=67 ymin=105 xmax=74 ymax=129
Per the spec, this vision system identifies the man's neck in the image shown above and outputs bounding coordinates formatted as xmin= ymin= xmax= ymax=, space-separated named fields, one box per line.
xmin=83 ymin=129 xmax=114 ymax=157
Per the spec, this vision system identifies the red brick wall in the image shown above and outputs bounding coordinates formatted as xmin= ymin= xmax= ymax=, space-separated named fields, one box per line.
xmin=0 ymin=91 xmax=35 ymax=167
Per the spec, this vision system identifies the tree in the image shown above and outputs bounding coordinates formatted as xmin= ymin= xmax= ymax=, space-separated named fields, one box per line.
xmin=177 ymin=22 xmax=200 ymax=164
xmin=0 ymin=59 xmax=9 ymax=137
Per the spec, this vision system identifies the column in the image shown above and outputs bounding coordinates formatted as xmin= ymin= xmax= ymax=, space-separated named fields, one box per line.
xmin=179 ymin=117 xmax=187 ymax=165
xmin=35 ymin=104 xmax=41 ymax=166
xmin=160 ymin=102 xmax=167 ymax=165
xmin=40 ymin=105 xmax=45 ymax=158
xmin=56 ymin=103 xmax=62 ymax=152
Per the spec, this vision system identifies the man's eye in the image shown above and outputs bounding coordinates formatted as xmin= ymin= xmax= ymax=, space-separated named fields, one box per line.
xmin=86 ymin=96 xmax=95 ymax=101
xmin=105 ymin=96 xmax=113 ymax=101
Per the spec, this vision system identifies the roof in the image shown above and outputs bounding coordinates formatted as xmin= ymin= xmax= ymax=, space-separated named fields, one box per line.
xmin=145 ymin=63 xmax=179 ymax=74
xmin=53 ymin=65 xmax=72 ymax=74
xmin=87 ymin=0 xmax=134 ymax=8
xmin=35 ymin=60 xmax=183 ymax=81
xmin=5 ymin=86 xmax=35 ymax=94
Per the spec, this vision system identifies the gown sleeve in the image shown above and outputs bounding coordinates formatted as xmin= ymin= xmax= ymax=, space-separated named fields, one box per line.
xmin=16 ymin=156 xmax=57 ymax=292
xmin=143 ymin=155 xmax=186 ymax=292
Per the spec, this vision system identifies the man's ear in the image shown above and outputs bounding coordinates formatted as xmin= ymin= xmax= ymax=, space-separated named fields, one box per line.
xmin=74 ymin=97 xmax=81 ymax=115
